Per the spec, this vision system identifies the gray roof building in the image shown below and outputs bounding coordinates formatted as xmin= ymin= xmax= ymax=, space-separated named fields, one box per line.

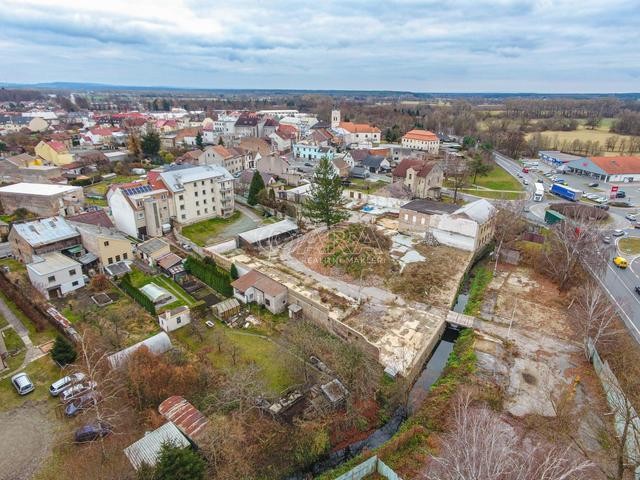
xmin=123 ymin=422 xmax=190 ymax=470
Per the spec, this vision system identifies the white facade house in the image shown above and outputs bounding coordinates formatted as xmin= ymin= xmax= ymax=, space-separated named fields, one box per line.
xmin=107 ymin=184 xmax=172 ymax=238
xmin=401 ymin=130 xmax=440 ymax=153
xmin=27 ymin=252 xmax=85 ymax=299
xmin=159 ymin=164 xmax=235 ymax=224
xmin=158 ymin=306 xmax=191 ymax=332
xmin=428 ymin=199 xmax=497 ymax=252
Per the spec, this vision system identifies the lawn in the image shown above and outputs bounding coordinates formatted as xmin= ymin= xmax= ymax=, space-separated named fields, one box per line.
xmin=181 ymin=211 xmax=243 ymax=246
xmin=174 ymin=323 xmax=300 ymax=396
xmin=474 ymin=165 xmax=523 ymax=191
xmin=0 ymin=291 xmax=57 ymax=346
xmin=346 ymin=178 xmax=387 ymax=193
xmin=0 ymin=258 xmax=26 ymax=273
xmin=0 ymin=356 xmax=61 ymax=412
xmin=460 ymin=189 xmax=525 ymax=200
xmin=85 ymin=197 xmax=108 ymax=207
xmin=85 ymin=175 xmax=140 ymax=196
xmin=618 ymin=237 xmax=640 ymax=255
xmin=128 ymin=267 xmax=199 ymax=310
xmin=2 ymin=328 xmax=26 ymax=371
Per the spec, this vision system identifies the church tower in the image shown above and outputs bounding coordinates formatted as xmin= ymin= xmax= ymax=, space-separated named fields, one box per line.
xmin=331 ymin=109 xmax=341 ymax=129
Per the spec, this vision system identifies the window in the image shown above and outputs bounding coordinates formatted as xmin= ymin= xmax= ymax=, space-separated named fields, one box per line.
xmin=180 ymin=205 xmax=185 ymax=210
xmin=137 ymin=212 xmax=144 ymax=219
xmin=197 ymin=210 xmax=200 ymax=216
xmin=195 ymin=201 xmax=199 ymax=206
xmin=103 ymin=241 xmax=109 ymax=247
xmin=72 ymin=280 xmax=79 ymax=287
xmin=204 ymin=208 xmax=208 ymax=213
xmin=194 ymin=191 xmax=198 ymax=197
xmin=265 ymin=298 xmax=271 ymax=306
xmin=181 ymin=214 xmax=186 ymax=220
xmin=108 ymin=257 xmax=113 ymax=264
xmin=202 ymin=190 xmax=206 ymax=195
xmin=176 ymin=316 xmax=182 ymax=324
xmin=179 ymin=195 xmax=184 ymax=201
xmin=115 ymin=255 xmax=121 ymax=262
xmin=404 ymin=213 xmax=409 ymax=221
xmin=48 ymin=275 xmax=56 ymax=283
xmin=68 ymin=269 xmax=76 ymax=276
xmin=201 ymin=181 xmax=205 ymax=186
xmin=123 ymin=253 xmax=128 ymax=260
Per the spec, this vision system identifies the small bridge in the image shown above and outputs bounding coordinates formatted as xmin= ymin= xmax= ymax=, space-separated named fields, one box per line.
xmin=446 ymin=311 xmax=477 ymax=329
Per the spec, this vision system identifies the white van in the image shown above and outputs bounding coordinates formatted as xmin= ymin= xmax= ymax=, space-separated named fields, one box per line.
xmin=49 ymin=372 xmax=86 ymax=396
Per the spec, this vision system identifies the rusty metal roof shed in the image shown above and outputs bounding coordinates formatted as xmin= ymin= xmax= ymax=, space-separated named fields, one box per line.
xmin=158 ymin=395 xmax=208 ymax=443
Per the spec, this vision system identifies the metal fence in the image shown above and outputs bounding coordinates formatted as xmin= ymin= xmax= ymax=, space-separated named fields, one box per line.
xmin=588 ymin=338 xmax=640 ymax=479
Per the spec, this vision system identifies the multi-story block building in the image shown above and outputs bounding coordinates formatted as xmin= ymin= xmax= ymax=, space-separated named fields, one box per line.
xmin=26 ymin=251 xmax=85 ymax=299
xmin=159 ymin=165 xmax=235 ymax=224
xmin=107 ymin=183 xmax=173 ymax=239
xmin=401 ymin=129 xmax=440 ymax=153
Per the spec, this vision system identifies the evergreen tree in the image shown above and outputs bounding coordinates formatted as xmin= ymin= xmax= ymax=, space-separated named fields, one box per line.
xmin=469 ymin=155 xmax=493 ymax=184
xmin=195 ymin=131 xmax=203 ymax=149
xmin=217 ymin=136 xmax=224 ymax=146
xmin=247 ymin=171 xmax=265 ymax=206
xmin=230 ymin=264 xmax=239 ymax=280
xmin=51 ymin=335 xmax=77 ymax=366
xmin=302 ymin=156 xmax=348 ymax=229
xmin=141 ymin=131 xmax=161 ymax=156
xmin=153 ymin=443 xmax=205 ymax=480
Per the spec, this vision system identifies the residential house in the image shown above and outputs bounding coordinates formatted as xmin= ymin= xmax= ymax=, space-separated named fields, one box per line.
xmin=269 ymin=127 xmax=296 ymax=153
xmin=158 ymin=306 xmax=191 ymax=332
xmin=198 ymin=145 xmax=250 ymax=174
xmin=401 ymin=129 xmax=440 ymax=153
xmin=231 ymin=269 xmax=288 ymax=314
xmin=394 ymin=158 xmax=444 ymax=199
xmin=34 ymin=140 xmax=75 ymax=166
xmin=0 ymin=183 xmax=84 ymax=217
xmin=107 ymin=182 xmax=172 ymax=238
xmin=236 ymin=169 xmax=277 ymax=197
xmin=361 ymin=155 xmax=390 ymax=173
xmin=234 ymin=114 xmax=259 ymax=137
xmin=68 ymin=221 xmax=133 ymax=270
xmin=175 ymin=128 xmax=201 ymax=147
xmin=66 ymin=209 xmax=114 ymax=228
xmin=238 ymin=137 xmax=273 ymax=158
xmin=158 ymin=164 xmax=235 ymax=224
xmin=398 ymin=199 xmax=458 ymax=235
xmin=293 ymin=142 xmax=335 ymax=161
xmin=260 ymin=118 xmax=278 ymax=137
xmin=350 ymin=166 xmax=370 ymax=179
xmin=332 ymin=158 xmax=350 ymax=178
xmin=136 ymin=237 xmax=171 ymax=266
xmin=428 ymin=199 xmax=497 ymax=252
xmin=9 ymin=216 xmax=81 ymax=263
xmin=26 ymin=252 xmax=85 ymax=299
xmin=176 ymin=149 xmax=204 ymax=165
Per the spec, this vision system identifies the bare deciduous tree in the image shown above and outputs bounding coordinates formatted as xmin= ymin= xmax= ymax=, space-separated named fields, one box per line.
xmin=425 ymin=392 xmax=595 ymax=480
xmin=492 ymin=200 xmax=527 ymax=276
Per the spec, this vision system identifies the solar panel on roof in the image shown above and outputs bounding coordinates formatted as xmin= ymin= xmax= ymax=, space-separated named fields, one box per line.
xmin=123 ymin=185 xmax=153 ymax=196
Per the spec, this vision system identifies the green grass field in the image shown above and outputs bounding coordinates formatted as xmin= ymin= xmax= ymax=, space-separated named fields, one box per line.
xmin=460 ymin=189 xmax=525 ymax=200
xmin=174 ymin=323 xmax=299 ymax=396
xmin=618 ymin=237 xmax=640 ymax=255
xmin=181 ymin=211 xmax=242 ymax=246
xmin=128 ymin=267 xmax=199 ymax=311
xmin=346 ymin=178 xmax=387 ymax=193
xmin=474 ymin=165 xmax=523 ymax=191
xmin=0 ymin=291 xmax=57 ymax=346
xmin=0 ymin=356 xmax=61 ymax=412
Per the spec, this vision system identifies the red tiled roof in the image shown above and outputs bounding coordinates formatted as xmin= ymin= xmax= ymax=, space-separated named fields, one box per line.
xmin=338 ymin=122 xmax=381 ymax=134
xmin=277 ymin=124 xmax=298 ymax=136
xmin=588 ymin=156 xmax=640 ymax=175
xmin=403 ymin=129 xmax=438 ymax=142
xmin=393 ymin=158 xmax=426 ymax=177
xmin=47 ymin=140 xmax=67 ymax=153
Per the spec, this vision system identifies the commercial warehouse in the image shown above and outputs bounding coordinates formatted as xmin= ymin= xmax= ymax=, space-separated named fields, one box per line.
xmin=566 ymin=156 xmax=640 ymax=182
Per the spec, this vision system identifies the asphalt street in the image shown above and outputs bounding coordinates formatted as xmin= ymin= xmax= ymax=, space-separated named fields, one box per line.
xmin=493 ymin=151 xmax=640 ymax=343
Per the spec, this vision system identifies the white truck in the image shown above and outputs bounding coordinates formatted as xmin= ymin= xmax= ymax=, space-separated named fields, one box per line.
xmin=533 ymin=182 xmax=544 ymax=202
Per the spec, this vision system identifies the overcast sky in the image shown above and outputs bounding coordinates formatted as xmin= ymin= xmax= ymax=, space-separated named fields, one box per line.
xmin=0 ymin=0 xmax=638 ymax=93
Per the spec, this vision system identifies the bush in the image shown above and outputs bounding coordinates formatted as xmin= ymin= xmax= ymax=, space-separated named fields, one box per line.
xmin=184 ymin=256 xmax=232 ymax=297
xmin=153 ymin=442 xmax=205 ymax=480
xmin=89 ymin=274 xmax=110 ymax=292
xmin=51 ymin=335 xmax=77 ymax=365
xmin=119 ymin=273 xmax=156 ymax=314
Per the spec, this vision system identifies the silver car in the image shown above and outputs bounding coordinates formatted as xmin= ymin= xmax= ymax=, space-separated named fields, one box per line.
xmin=11 ymin=372 xmax=34 ymax=395
xmin=49 ymin=372 xmax=86 ymax=397
xmin=60 ymin=381 xmax=97 ymax=403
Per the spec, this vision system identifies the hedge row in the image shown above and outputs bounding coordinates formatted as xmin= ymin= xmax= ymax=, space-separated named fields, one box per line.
xmin=184 ymin=256 xmax=233 ymax=297
xmin=119 ymin=273 xmax=156 ymax=315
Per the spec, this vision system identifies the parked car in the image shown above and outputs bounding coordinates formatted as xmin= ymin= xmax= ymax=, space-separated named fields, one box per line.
xmin=50 ymin=372 xmax=86 ymax=396
xmin=613 ymin=256 xmax=629 ymax=268
xmin=595 ymin=204 xmax=610 ymax=210
xmin=634 ymin=223 xmax=640 ymax=229
xmin=602 ymin=236 xmax=611 ymax=244
xmin=304 ymin=162 xmax=313 ymax=167
xmin=65 ymin=391 xmax=101 ymax=417
xmin=556 ymin=179 xmax=567 ymax=185
xmin=523 ymin=179 xmax=529 ymax=185
xmin=616 ymin=191 xmax=627 ymax=198
xmin=74 ymin=421 xmax=112 ymax=443
xmin=625 ymin=214 xmax=637 ymax=221
xmin=594 ymin=197 xmax=608 ymax=204
xmin=635 ymin=286 xmax=640 ymax=295
xmin=588 ymin=182 xmax=599 ymax=187
xmin=613 ymin=229 xmax=625 ymax=237
xmin=522 ymin=167 xmax=529 ymax=173
xmin=585 ymin=193 xmax=598 ymax=200
xmin=11 ymin=372 xmax=34 ymax=395
xmin=181 ymin=243 xmax=192 ymax=251
xmin=60 ymin=381 xmax=97 ymax=403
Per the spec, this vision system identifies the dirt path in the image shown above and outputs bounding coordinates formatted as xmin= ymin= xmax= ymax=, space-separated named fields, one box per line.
xmin=0 ymin=402 xmax=55 ymax=480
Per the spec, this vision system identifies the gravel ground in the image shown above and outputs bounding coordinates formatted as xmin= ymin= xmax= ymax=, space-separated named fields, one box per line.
xmin=0 ymin=401 xmax=54 ymax=480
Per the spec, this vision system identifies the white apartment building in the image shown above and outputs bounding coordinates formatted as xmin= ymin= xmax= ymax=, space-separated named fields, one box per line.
xmin=401 ymin=129 xmax=440 ymax=154
xmin=107 ymin=183 xmax=172 ymax=239
xmin=159 ymin=165 xmax=235 ymax=224
xmin=27 ymin=251 xmax=85 ymax=299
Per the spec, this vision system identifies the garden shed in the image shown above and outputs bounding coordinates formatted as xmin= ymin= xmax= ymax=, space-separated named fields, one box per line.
xmin=213 ymin=298 xmax=241 ymax=321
